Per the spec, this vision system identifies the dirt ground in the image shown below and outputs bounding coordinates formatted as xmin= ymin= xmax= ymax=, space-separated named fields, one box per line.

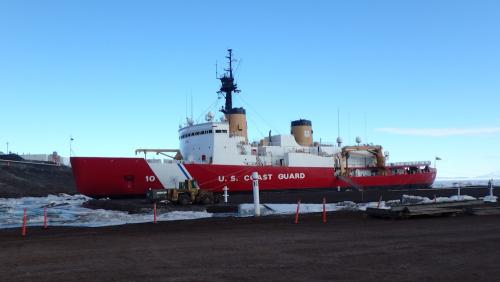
xmin=0 ymin=162 xmax=76 ymax=198
xmin=1 ymin=212 xmax=500 ymax=282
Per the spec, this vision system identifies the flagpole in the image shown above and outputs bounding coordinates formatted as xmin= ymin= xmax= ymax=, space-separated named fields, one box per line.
xmin=434 ymin=157 xmax=441 ymax=169
xmin=69 ymin=136 xmax=74 ymax=157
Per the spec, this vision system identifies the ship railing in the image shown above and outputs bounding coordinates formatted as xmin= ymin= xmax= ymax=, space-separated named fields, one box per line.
xmin=318 ymin=143 xmax=336 ymax=147
xmin=388 ymin=161 xmax=431 ymax=167
xmin=145 ymin=159 xmax=181 ymax=164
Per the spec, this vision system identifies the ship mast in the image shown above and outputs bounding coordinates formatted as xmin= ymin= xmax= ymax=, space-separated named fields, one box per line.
xmin=218 ymin=49 xmax=241 ymax=113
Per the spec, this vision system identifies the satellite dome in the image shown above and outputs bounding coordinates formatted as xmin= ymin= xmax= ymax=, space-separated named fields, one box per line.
xmin=205 ymin=112 xmax=214 ymax=122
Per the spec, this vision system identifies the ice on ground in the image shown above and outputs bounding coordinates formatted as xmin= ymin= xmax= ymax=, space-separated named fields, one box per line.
xmin=239 ymin=200 xmax=390 ymax=217
xmin=483 ymin=196 xmax=498 ymax=203
xmin=0 ymin=194 xmax=212 ymax=229
xmin=401 ymin=194 xmax=477 ymax=205
xmin=239 ymin=194 xmax=480 ymax=217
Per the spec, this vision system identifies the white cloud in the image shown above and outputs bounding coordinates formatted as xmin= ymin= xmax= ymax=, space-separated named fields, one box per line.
xmin=375 ymin=127 xmax=500 ymax=137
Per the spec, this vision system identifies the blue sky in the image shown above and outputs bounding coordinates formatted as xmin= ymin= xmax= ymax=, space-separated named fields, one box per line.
xmin=1 ymin=0 xmax=499 ymax=177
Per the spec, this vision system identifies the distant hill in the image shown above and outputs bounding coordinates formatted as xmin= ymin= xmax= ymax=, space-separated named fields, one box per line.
xmin=0 ymin=154 xmax=24 ymax=162
xmin=476 ymin=171 xmax=500 ymax=179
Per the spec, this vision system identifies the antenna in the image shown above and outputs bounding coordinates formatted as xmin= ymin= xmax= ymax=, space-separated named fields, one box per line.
xmin=348 ymin=113 xmax=351 ymax=146
xmin=215 ymin=61 xmax=218 ymax=79
xmin=234 ymin=58 xmax=243 ymax=77
xmin=218 ymin=49 xmax=241 ymax=114
xmin=190 ymin=93 xmax=193 ymax=120
xmin=337 ymin=108 xmax=340 ymax=138
xmin=336 ymin=109 xmax=343 ymax=148
xmin=364 ymin=113 xmax=368 ymax=144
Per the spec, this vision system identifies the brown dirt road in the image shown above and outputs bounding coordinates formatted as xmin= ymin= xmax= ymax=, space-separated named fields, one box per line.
xmin=1 ymin=212 xmax=500 ymax=282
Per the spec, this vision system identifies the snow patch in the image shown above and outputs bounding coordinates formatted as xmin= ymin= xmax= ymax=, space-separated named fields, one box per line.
xmin=400 ymin=194 xmax=477 ymax=205
xmin=238 ymin=200 xmax=390 ymax=216
xmin=0 ymin=194 xmax=211 ymax=229
xmin=483 ymin=196 xmax=498 ymax=203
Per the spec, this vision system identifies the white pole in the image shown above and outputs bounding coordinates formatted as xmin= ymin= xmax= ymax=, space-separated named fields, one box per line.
xmin=223 ymin=185 xmax=229 ymax=203
xmin=252 ymin=172 xmax=260 ymax=217
xmin=490 ymin=179 xmax=494 ymax=198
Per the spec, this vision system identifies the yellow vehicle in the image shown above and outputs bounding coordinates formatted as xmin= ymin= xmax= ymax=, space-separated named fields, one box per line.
xmin=146 ymin=180 xmax=215 ymax=205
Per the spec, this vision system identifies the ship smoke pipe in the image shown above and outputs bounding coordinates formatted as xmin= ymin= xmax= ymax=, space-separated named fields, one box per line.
xmin=252 ymin=172 xmax=261 ymax=217
xmin=291 ymin=119 xmax=313 ymax=146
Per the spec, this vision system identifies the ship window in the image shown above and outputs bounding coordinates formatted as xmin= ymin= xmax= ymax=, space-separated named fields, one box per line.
xmin=216 ymin=130 xmax=222 ymax=133
xmin=196 ymin=132 xmax=200 ymax=135
xmin=222 ymin=130 xmax=228 ymax=133
xmin=209 ymin=130 xmax=213 ymax=133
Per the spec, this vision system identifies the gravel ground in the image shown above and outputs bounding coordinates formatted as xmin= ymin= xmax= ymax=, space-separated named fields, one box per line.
xmin=1 ymin=212 xmax=500 ymax=282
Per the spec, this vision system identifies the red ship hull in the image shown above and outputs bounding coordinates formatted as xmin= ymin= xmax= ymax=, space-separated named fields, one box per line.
xmin=71 ymin=157 xmax=437 ymax=198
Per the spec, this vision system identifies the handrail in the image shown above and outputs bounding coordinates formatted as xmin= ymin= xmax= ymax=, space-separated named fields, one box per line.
xmin=388 ymin=161 xmax=431 ymax=167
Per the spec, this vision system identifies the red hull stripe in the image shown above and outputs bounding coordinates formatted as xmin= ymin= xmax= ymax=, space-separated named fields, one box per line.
xmin=177 ymin=163 xmax=191 ymax=179
xmin=71 ymin=157 xmax=437 ymax=198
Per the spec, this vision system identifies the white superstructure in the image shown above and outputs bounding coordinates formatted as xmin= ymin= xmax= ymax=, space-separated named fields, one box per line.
xmin=179 ymin=118 xmax=341 ymax=167
xmin=176 ymin=49 xmax=385 ymax=174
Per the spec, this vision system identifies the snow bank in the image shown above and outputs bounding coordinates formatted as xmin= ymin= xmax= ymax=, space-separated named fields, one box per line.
xmin=238 ymin=200 xmax=390 ymax=216
xmin=401 ymin=194 xmax=477 ymax=205
xmin=483 ymin=196 xmax=498 ymax=203
xmin=0 ymin=194 xmax=211 ymax=229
